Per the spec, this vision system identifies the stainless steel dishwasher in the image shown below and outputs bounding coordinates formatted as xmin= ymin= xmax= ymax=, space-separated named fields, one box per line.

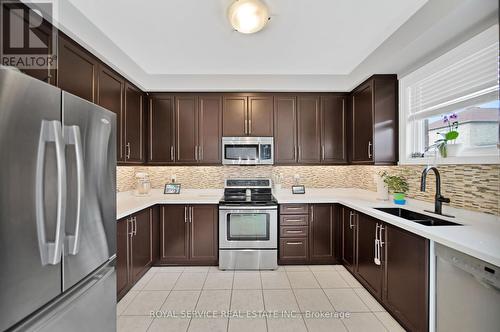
xmin=435 ymin=243 xmax=500 ymax=331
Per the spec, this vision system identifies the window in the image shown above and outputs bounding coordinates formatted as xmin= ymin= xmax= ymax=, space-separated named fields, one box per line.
xmin=399 ymin=24 xmax=499 ymax=165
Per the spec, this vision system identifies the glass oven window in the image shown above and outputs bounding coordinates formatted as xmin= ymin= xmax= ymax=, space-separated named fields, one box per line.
xmin=227 ymin=213 xmax=270 ymax=241
xmin=224 ymin=144 xmax=259 ymax=160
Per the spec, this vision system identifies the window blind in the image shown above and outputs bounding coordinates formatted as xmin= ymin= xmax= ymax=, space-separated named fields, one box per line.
xmin=408 ymin=40 xmax=499 ymax=120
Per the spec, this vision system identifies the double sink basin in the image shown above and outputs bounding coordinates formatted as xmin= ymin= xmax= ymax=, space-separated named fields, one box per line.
xmin=374 ymin=207 xmax=463 ymax=226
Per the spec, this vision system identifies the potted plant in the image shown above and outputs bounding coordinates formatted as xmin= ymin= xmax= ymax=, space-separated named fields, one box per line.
xmin=380 ymin=172 xmax=409 ymax=205
xmin=428 ymin=113 xmax=461 ymax=157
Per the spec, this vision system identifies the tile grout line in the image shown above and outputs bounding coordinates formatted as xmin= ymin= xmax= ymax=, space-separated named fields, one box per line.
xmin=284 ymin=267 xmax=310 ymax=332
xmin=308 ymin=266 xmax=352 ymax=332
xmin=185 ymin=269 xmax=209 ymax=332
xmin=258 ymin=270 xmax=269 ymax=332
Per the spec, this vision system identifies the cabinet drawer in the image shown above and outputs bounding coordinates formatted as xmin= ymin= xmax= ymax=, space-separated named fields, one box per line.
xmin=280 ymin=238 xmax=308 ymax=260
xmin=280 ymin=214 xmax=309 ymax=226
xmin=280 ymin=226 xmax=308 ymax=238
xmin=280 ymin=204 xmax=309 ymax=214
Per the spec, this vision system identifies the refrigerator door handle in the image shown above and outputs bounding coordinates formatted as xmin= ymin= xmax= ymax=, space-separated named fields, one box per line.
xmin=35 ymin=120 xmax=67 ymax=266
xmin=64 ymin=125 xmax=85 ymax=255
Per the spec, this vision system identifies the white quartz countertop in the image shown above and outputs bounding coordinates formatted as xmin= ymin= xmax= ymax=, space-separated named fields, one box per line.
xmin=117 ymin=187 xmax=500 ymax=267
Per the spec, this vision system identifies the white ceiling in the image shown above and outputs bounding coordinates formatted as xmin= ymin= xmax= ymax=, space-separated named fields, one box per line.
xmin=67 ymin=0 xmax=427 ymax=76
xmin=49 ymin=0 xmax=496 ymax=91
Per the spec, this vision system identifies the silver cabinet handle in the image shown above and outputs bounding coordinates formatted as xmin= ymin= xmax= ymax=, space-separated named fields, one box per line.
xmin=293 ymin=145 xmax=297 ymax=159
xmin=200 ymin=146 xmax=203 ymax=160
xmin=287 ymin=206 xmax=303 ymax=210
xmin=321 ymin=145 xmax=325 ymax=160
xmin=190 ymin=206 xmax=193 ymax=223
xmin=287 ymin=242 xmax=303 ymax=245
xmin=195 ymin=146 xmax=198 ymax=161
xmin=127 ymin=219 xmax=133 ymax=237
xmin=368 ymin=141 xmax=372 ymax=159
xmin=374 ymin=223 xmax=381 ymax=266
xmin=379 ymin=225 xmax=384 ymax=246
xmin=285 ymin=230 xmax=303 ymax=234
xmin=134 ymin=217 xmax=138 ymax=236
xmin=297 ymin=146 xmax=301 ymax=160
xmin=184 ymin=206 xmax=188 ymax=223
xmin=35 ymin=120 xmax=67 ymax=266
xmin=285 ymin=219 xmax=304 ymax=222
xmin=248 ymin=119 xmax=252 ymax=135
xmin=126 ymin=142 xmax=131 ymax=159
xmin=64 ymin=125 xmax=84 ymax=255
xmin=170 ymin=146 xmax=174 ymax=161
xmin=311 ymin=206 xmax=314 ymax=222
xmin=349 ymin=211 xmax=355 ymax=229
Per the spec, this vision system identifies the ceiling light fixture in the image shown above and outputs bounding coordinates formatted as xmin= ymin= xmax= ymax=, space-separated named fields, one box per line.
xmin=228 ymin=0 xmax=270 ymax=34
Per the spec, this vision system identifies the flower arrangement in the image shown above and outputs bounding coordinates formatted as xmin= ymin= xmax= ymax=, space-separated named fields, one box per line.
xmin=379 ymin=171 xmax=409 ymax=205
xmin=427 ymin=113 xmax=460 ymax=157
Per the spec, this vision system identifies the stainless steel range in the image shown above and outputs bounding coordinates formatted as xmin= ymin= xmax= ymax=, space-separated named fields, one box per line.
xmin=219 ymin=179 xmax=278 ymax=270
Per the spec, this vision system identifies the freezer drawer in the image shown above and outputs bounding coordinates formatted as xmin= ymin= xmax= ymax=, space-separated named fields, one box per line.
xmin=13 ymin=260 xmax=116 ymax=332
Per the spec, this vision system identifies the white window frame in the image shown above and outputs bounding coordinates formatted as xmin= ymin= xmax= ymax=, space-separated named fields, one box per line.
xmin=399 ymin=24 xmax=500 ymax=165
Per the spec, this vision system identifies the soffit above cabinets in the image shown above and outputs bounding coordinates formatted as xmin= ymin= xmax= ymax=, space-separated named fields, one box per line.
xmin=48 ymin=0 xmax=496 ymax=91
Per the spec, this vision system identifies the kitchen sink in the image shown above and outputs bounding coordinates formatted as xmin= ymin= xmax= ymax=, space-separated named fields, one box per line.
xmin=374 ymin=207 xmax=463 ymax=226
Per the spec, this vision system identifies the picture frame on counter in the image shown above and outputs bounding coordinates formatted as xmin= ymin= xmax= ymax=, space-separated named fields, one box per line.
xmin=292 ymin=185 xmax=305 ymax=194
xmin=164 ymin=183 xmax=181 ymax=194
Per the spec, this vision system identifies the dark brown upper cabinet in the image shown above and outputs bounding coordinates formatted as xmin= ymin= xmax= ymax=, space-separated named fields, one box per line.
xmin=274 ymin=95 xmax=297 ymax=164
xmin=274 ymin=94 xmax=347 ymax=165
xmin=148 ymin=94 xmax=175 ymax=164
xmin=223 ymin=94 xmax=273 ymax=137
xmin=198 ymin=95 xmax=223 ymax=164
xmin=349 ymin=75 xmax=398 ymax=165
xmin=57 ymin=34 xmax=98 ymax=103
xmin=148 ymin=94 xmax=222 ymax=165
xmin=309 ymin=204 xmax=336 ymax=263
xmin=124 ymin=82 xmax=145 ymax=163
xmin=175 ymin=95 xmax=198 ymax=163
xmin=97 ymin=65 xmax=125 ymax=162
xmin=297 ymin=95 xmax=321 ymax=163
xmin=321 ymin=95 xmax=347 ymax=163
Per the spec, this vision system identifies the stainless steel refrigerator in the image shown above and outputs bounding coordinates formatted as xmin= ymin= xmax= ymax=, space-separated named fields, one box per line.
xmin=0 ymin=68 xmax=117 ymax=332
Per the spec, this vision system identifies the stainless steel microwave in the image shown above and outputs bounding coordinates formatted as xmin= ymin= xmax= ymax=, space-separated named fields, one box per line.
xmin=222 ymin=137 xmax=274 ymax=165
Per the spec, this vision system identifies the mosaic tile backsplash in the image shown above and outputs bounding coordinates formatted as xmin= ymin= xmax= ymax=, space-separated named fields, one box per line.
xmin=117 ymin=165 xmax=500 ymax=216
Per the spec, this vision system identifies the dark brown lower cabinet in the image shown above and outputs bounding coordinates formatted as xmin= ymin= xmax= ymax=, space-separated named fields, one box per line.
xmin=116 ymin=207 xmax=154 ymax=299
xmin=160 ymin=204 xmax=218 ymax=265
xmin=341 ymin=207 xmax=356 ymax=270
xmin=384 ymin=224 xmax=429 ymax=332
xmin=355 ymin=213 xmax=383 ymax=299
xmin=341 ymin=206 xmax=429 ymax=332
xmin=279 ymin=204 xmax=336 ymax=264
xmin=309 ymin=204 xmax=335 ymax=263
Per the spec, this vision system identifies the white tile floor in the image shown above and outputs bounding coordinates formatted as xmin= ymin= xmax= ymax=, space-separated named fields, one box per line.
xmin=117 ymin=265 xmax=406 ymax=332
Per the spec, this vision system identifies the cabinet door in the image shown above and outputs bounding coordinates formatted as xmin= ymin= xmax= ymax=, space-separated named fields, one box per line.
xmin=351 ymin=83 xmax=374 ymax=163
xmin=198 ymin=95 xmax=222 ymax=164
xmin=124 ymin=83 xmax=144 ymax=163
xmin=309 ymin=204 xmax=335 ymax=263
xmin=274 ymin=96 xmax=297 ymax=164
xmin=57 ymin=35 xmax=97 ymax=102
xmin=223 ymin=95 xmax=247 ymax=136
xmin=117 ymin=218 xmax=130 ymax=298
xmin=297 ymin=95 xmax=321 ymax=163
xmin=190 ymin=205 xmax=218 ymax=263
xmin=149 ymin=95 xmax=175 ymax=163
xmin=356 ymin=213 xmax=383 ymax=299
xmin=131 ymin=209 xmax=152 ymax=282
xmin=248 ymin=95 xmax=273 ymax=136
xmin=97 ymin=65 xmax=125 ymax=161
xmin=384 ymin=224 xmax=429 ymax=332
xmin=175 ymin=95 xmax=198 ymax=163
xmin=160 ymin=205 xmax=189 ymax=262
xmin=341 ymin=208 xmax=356 ymax=270
xmin=321 ymin=95 xmax=347 ymax=164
